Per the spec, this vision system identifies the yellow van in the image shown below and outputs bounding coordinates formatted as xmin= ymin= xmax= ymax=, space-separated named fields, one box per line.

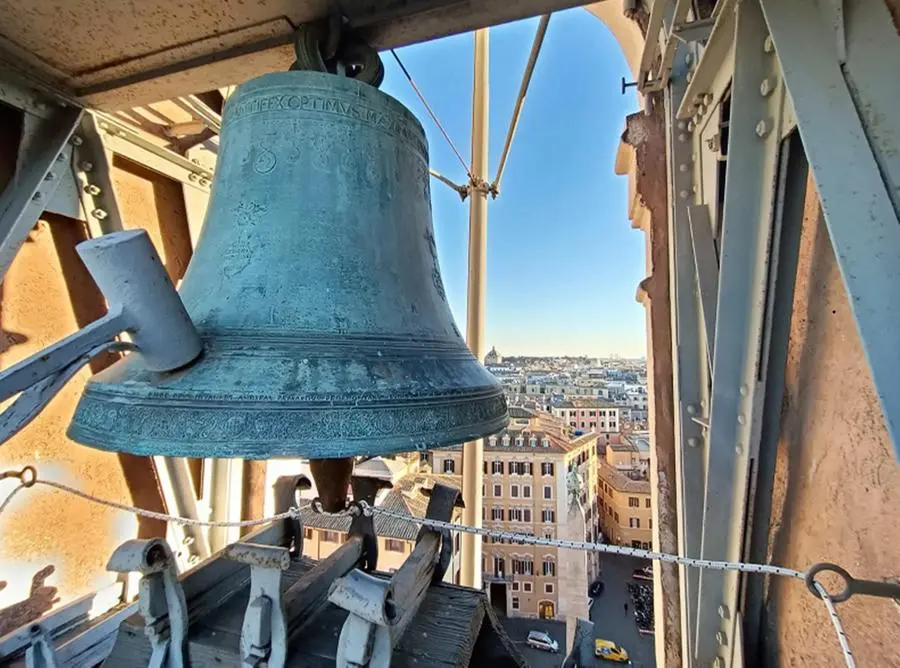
xmin=594 ymin=639 xmax=631 ymax=663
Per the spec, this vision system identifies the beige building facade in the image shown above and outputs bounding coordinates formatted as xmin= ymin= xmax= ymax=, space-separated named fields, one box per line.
xmin=430 ymin=407 xmax=599 ymax=620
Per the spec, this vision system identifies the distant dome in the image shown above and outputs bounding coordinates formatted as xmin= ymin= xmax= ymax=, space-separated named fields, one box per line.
xmin=484 ymin=346 xmax=502 ymax=364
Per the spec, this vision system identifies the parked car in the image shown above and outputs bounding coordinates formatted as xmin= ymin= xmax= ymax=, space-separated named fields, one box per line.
xmin=526 ymin=630 xmax=559 ymax=653
xmin=589 ymin=578 xmax=605 ymax=597
xmin=594 ymin=639 xmax=631 ymax=663
xmin=632 ymin=566 xmax=652 ymax=581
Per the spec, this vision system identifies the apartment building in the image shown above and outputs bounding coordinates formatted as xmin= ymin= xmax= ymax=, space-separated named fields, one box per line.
xmin=551 ymin=398 xmax=621 ymax=435
xmin=431 ymin=407 xmax=599 ymax=621
xmin=597 ymin=446 xmax=653 ymax=549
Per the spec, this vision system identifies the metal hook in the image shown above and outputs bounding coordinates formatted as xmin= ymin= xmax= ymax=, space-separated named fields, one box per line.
xmin=806 ymin=562 xmax=900 ymax=603
xmin=1 ymin=465 xmax=37 ymax=487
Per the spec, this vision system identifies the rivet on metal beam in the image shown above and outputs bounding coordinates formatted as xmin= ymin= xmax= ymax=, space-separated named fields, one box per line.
xmin=737 ymin=414 xmax=746 ymax=425
xmin=79 ymin=161 xmax=94 ymax=172
xmin=687 ymin=404 xmax=697 ymax=415
xmin=679 ymin=163 xmax=691 ymax=173
xmin=713 ymin=658 xmax=725 ymax=668
xmin=718 ymin=604 xmax=729 ymax=619
xmin=759 ymin=78 xmax=776 ymax=97
xmin=31 ymin=193 xmax=42 ymax=202
xmin=70 ymin=135 xmax=83 ymax=146
xmin=92 ymin=209 xmax=108 ymax=220
xmin=716 ymin=630 xmax=727 ymax=646
xmin=739 ymin=385 xmax=748 ymax=396
xmin=686 ymin=121 xmax=695 ymax=133
xmin=679 ymin=190 xmax=690 ymax=199
xmin=735 ymin=444 xmax=743 ymax=455
xmin=687 ymin=437 xmax=699 ymax=447
xmin=685 ymin=52 xmax=694 ymax=66
xmin=188 ymin=173 xmax=199 ymax=182
xmin=702 ymin=93 xmax=713 ymax=106
xmin=755 ymin=120 xmax=771 ymax=138
xmin=84 ymin=184 xmax=101 ymax=196
xmin=763 ymin=35 xmax=774 ymax=53
xmin=686 ymin=70 xmax=694 ymax=83
xmin=678 ymin=133 xmax=688 ymax=142
xmin=44 ymin=172 xmax=55 ymax=181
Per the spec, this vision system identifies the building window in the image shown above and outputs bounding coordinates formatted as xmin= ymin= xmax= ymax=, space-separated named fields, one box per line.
xmin=442 ymin=459 xmax=455 ymax=474
xmin=649 ymin=519 xmax=653 ymax=530
xmin=489 ymin=436 xmax=497 ymax=447
xmin=543 ymin=485 xmax=552 ymax=499
xmin=492 ymin=507 xmax=505 ymax=521
xmin=483 ymin=461 xmax=487 ymax=475
xmin=580 ymin=421 xmax=586 ymax=428
xmin=631 ymin=540 xmax=642 ymax=549
xmin=543 ymin=559 xmax=556 ymax=576
xmin=645 ymin=498 xmax=651 ymax=508
xmin=529 ymin=436 xmax=537 ymax=448
xmin=628 ymin=496 xmax=639 ymax=508
xmin=509 ymin=508 xmax=523 ymax=521
xmin=492 ymin=461 xmax=504 ymax=474
xmin=511 ymin=597 xmax=520 ymax=610
xmin=523 ymin=582 xmax=533 ymax=593
xmin=304 ymin=528 xmax=313 ymax=539
xmin=642 ymin=542 xmax=650 ymax=550
xmin=515 ymin=436 xmax=523 ymax=447
xmin=512 ymin=581 xmax=520 ymax=591
xmin=542 ymin=437 xmax=550 ymax=448
xmin=494 ymin=483 xmax=502 ymax=496
xmin=510 ymin=461 xmax=532 ymax=475
xmin=511 ymin=484 xmax=519 ymax=498
xmin=545 ymin=583 xmax=554 ymax=594
xmin=589 ymin=421 xmax=596 ymax=428
xmin=523 ymin=508 xmax=532 ymax=522
xmin=544 ymin=531 xmax=553 ymax=540
xmin=512 ymin=558 xmax=534 ymax=575
xmin=523 ymin=485 xmax=532 ymax=498
xmin=385 ymin=539 xmax=404 ymax=552
xmin=541 ymin=462 xmax=554 ymax=476
xmin=614 ymin=512 xmax=620 ymax=523
xmin=542 ymin=509 xmax=556 ymax=523
xmin=322 ymin=531 xmax=340 ymax=543
xmin=494 ymin=556 xmax=506 ymax=574
xmin=502 ymin=435 xmax=510 ymax=447
xmin=629 ymin=517 xmax=641 ymax=528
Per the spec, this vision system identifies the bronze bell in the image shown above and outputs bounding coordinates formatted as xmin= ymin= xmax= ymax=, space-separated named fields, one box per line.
xmin=67 ymin=71 xmax=508 ymax=506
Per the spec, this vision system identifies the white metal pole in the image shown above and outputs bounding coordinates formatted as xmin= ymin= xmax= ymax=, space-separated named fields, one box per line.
xmin=460 ymin=27 xmax=489 ymax=589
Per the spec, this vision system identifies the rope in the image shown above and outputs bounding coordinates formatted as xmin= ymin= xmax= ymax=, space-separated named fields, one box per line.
xmin=362 ymin=502 xmax=805 ymax=579
xmin=812 ymin=581 xmax=856 ymax=668
xmin=389 ymin=49 xmax=472 ymax=179
xmin=0 ymin=467 xmax=857 ymax=666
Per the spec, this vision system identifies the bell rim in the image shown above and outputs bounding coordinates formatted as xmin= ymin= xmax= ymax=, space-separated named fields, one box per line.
xmin=67 ymin=391 xmax=509 ymax=460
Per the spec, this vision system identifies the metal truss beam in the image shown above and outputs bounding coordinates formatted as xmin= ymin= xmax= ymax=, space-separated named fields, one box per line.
xmin=694 ymin=0 xmax=784 ymax=664
xmin=687 ymin=204 xmax=718 ymax=369
xmin=665 ymin=45 xmax=706 ymax=665
xmin=677 ymin=0 xmax=737 ymax=120
xmin=760 ymin=0 xmax=900 ymax=457
xmin=0 ymin=106 xmax=83 ymax=281
xmin=72 ymin=113 xmax=125 ymax=237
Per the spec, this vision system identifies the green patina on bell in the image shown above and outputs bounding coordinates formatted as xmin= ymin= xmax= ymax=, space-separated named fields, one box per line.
xmin=68 ymin=70 xmax=507 ymax=460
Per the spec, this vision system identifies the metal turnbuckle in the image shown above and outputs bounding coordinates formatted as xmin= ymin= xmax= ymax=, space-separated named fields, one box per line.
xmin=806 ymin=562 xmax=900 ymax=603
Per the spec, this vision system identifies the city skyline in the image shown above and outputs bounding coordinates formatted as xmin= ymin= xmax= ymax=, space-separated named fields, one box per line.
xmin=380 ymin=9 xmax=646 ymax=359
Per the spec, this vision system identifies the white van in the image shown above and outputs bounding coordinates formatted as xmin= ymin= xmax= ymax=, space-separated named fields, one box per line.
xmin=526 ymin=630 xmax=559 ymax=653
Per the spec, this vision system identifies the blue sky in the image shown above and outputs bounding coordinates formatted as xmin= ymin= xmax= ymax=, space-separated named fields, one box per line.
xmin=380 ymin=8 xmax=645 ymax=358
